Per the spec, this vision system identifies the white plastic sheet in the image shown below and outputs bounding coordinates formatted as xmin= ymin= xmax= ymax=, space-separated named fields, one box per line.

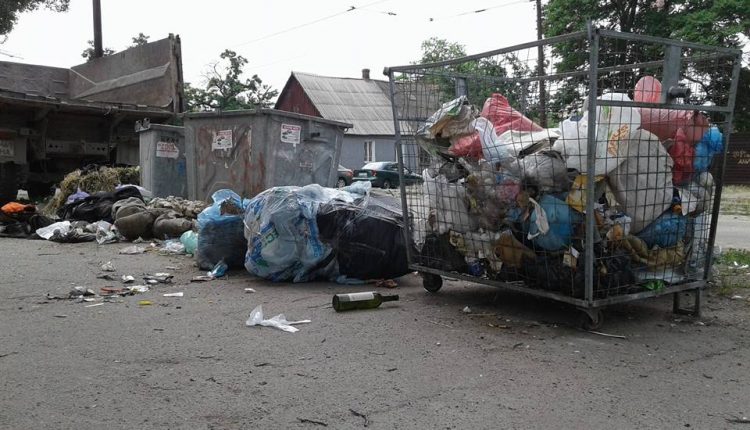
xmin=245 ymin=305 xmax=311 ymax=333
xmin=36 ymin=221 xmax=71 ymax=240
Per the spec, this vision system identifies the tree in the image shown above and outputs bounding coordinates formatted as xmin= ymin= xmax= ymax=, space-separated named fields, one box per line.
xmin=129 ymin=32 xmax=149 ymax=47
xmin=413 ymin=37 xmax=538 ymax=119
xmin=543 ymin=0 xmax=749 ymax=129
xmin=185 ymin=49 xmax=278 ymax=111
xmin=0 ymin=0 xmax=69 ymax=36
xmin=81 ymin=39 xmax=115 ymax=61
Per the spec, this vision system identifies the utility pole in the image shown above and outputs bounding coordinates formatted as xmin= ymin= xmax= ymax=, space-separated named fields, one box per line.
xmin=92 ymin=0 xmax=103 ymax=58
xmin=535 ymin=0 xmax=547 ymax=127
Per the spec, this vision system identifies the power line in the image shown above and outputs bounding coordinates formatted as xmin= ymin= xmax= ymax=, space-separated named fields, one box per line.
xmin=429 ymin=0 xmax=530 ymax=22
xmin=233 ymin=0 xmax=389 ymax=48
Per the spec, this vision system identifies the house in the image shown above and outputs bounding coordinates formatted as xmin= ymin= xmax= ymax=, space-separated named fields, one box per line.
xmin=275 ymin=69 xmax=400 ymax=170
xmin=0 ymin=35 xmax=183 ymax=200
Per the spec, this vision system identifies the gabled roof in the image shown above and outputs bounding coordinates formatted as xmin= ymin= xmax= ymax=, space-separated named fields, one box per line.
xmin=287 ymin=71 xmax=395 ymax=136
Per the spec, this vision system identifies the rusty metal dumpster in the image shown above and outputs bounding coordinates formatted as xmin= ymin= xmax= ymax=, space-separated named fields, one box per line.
xmin=183 ymin=109 xmax=350 ymax=201
xmin=137 ymin=123 xmax=187 ymax=198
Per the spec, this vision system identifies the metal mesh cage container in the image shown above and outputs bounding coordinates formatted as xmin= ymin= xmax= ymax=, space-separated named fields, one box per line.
xmin=385 ymin=27 xmax=743 ymax=328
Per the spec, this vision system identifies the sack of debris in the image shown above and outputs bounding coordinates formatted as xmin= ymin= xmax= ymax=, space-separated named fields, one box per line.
xmin=196 ymin=189 xmax=250 ymax=270
xmin=634 ymin=76 xmax=709 ymax=144
xmin=552 ymin=93 xmax=639 ymax=175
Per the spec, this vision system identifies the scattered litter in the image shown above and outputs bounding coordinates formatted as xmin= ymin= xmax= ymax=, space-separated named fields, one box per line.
xmin=731 ymin=261 xmax=749 ymax=270
xmin=121 ymin=275 xmax=135 ymax=283
xmin=100 ymin=261 xmax=116 ymax=272
xmin=162 ymin=240 xmax=186 ymax=254
xmin=119 ymin=245 xmax=146 ymax=255
xmin=96 ymin=273 xmax=115 ymax=281
xmin=191 ymin=275 xmax=214 ymax=282
xmin=207 ymin=259 xmax=228 ymax=278
xmin=297 ymin=418 xmax=328 ymax=427
xmin=349 ymin=409 xmax=370 ymax=427
xmin=69 ymin=286 xmax=96 ymax=300
xmin=54 ymin=315 xmax=68 ymax=318
xmin=587 ymin=330 xmax=627 ymax=339
xmin=143 ymin=273 xmax=173 ymax=284
xmin=138 ymin=300 xmax=153 ymax=306
xmin=462 ymin=306 xmax=472 ymax=314
xmin=726 ymin=416 xmax=750 ymax=424
xmin=244 ymin=288 xmax=256 ymax=293
xmin=245 ymin=305 xmax=311 ymax=333
xmin=100 ymin=287 xmax=128 ymax=296
xmin=386 ymin=368 xmax=398 ymax=372
xmin=163 ymin=292 xmax=184 ymax=297
xmin=165 ymin=266 xmax=180 ymax=270
xmin=512 ymin=342 xmax=524 ymax=349
xmin=128 ymin=285 xmax=150 ymax=294
xmin=85 ymin=303 xmax=104 ymax=308
xmin=375 ymin=279 xmax=398 ymax=289
xmin=731 ymin=295 xmax=745 ymax=300
xmin=436 ymin=342 xmax=441 ymax=346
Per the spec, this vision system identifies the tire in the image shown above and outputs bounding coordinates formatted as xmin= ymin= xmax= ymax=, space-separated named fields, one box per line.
xmin=382 ymin=179 xmax=393 ymax=189
xmin=422 ymin=273 xmax=443 ymax=293
xmin=336 ymin=178 xmax=346 ymax=188
xmin=579 ymin=309 xmax=604 ymax=331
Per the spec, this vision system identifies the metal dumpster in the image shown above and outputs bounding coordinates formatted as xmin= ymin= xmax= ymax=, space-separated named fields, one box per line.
xmin=385 ymin=26 xmax=742 ymax=329
xmin=183 ymin=109 xmax=350 ymax=201
xmin=137 ymin=123 xmax=187 ymax=198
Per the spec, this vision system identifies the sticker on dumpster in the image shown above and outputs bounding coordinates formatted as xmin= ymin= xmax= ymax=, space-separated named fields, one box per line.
xmin=0 ymin=141 xmax=14 ymax=158
xmin=156 ymin=141 xmax=179 ymax=159
xmin=212 ymin=130 xmax=233 ymax=150
xmin=280 ymin=124 xmax=301 ymax=146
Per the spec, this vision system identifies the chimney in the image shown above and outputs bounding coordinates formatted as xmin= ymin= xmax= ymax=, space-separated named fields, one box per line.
xmin=362 ymin=68 xmax=370 ymax=80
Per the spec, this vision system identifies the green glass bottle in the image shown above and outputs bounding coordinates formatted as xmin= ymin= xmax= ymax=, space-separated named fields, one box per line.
xmin=332 ymin=292 xmax=399 ymax=312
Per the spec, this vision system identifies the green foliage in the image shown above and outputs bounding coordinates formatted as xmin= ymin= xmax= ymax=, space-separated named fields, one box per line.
xmin=543 ymin=0 xmax=749 ymax=130
xmin=129 ymin=32 xmax=149 ymax=47
xmin=0 ymin=0 xmax=68 ymax=35
xmin=414 ymin=37 xmax=537 ymax=115
xmin=185 ymin=49 xmax=278 ymax=112
xmin=81 ymin=40 xmax=115 ymax=61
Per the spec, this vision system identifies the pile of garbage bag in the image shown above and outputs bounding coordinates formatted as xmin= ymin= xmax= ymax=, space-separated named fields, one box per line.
xmin=412 ymin=76 xmax=722 ymax=297
xmin=242 ymin=182 xmax=411 ymax=283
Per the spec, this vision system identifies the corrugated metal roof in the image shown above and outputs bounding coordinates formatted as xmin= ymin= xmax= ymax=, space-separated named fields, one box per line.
xmin=292 ymin=71 xmax=395 ymax=136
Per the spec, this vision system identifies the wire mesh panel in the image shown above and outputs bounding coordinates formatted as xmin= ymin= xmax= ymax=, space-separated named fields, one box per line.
xmin=386 ymin=28 xmax=742 ymax=310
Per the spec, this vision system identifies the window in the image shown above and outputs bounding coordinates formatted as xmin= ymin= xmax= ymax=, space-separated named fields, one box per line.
xmin=363 ymin=140 xmax=375 ymax=162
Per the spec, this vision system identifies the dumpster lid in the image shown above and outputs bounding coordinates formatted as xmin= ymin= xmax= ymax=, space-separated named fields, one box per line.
xmin=183 ymin=108 xmax=352 ymax=130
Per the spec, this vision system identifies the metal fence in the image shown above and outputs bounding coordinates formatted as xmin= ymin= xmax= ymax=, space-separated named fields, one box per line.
xmin=385 ymin=26 xmax=743 ymax=328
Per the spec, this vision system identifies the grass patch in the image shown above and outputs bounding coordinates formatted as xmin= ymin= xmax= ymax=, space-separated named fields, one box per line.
xmin=713 ymin=248 xmax=750 ymax=295
xmin=716 ymin=248 xmax=750 ymax=266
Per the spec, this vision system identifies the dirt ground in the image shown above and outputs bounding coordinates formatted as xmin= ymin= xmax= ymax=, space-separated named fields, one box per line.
xmin=1 ymin=238 xmax=749 ymax=429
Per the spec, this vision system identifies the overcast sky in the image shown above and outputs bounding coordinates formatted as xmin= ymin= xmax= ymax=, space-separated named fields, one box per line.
xmin=1 ymin=0 xmax=539 ymax=91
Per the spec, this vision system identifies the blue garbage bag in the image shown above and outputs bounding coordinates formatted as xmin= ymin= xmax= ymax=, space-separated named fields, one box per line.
xmin=637 ymin=211 xmax=688 ymax=249
xmin=693 ymin=126 xmax=723 ymax=173
xmin=528 ymin=194 xmax=581 ymax=251
xmin=244 ymin=182 xmax=371 ymax=282
xmin=195 ymin=189 xmax=251 ymax=270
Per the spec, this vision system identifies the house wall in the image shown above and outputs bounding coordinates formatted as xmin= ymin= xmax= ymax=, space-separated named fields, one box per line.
xmin=274 ymin=77 xmax=321 ymax=117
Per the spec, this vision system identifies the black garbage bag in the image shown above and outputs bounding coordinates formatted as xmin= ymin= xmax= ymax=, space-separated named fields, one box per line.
xmin=59 ymin=186 xmax=143 ymax=222
xmin=196 ymin=216 xmax=247 ymax=270
xmin=418 ymin=233 xmax=467 ymax=273
xmin=316 ymin=196 xmax=411 ymax=280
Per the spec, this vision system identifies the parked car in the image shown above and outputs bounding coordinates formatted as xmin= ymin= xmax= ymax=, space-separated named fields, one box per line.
xmin=337 ymin=165 xmax=353 ymax=188
xmin=352 ymin=161 xmax=423 ymax=189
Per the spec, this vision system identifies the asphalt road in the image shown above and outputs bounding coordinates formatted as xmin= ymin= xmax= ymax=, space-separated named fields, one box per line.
xmin=1 ymin=237 xmax=749 ymax=429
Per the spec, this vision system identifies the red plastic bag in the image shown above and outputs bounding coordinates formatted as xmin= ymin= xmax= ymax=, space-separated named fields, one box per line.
xmin=668 ymin=128 xmax=695 ymax=185
xmin=448 ymin=132 xmax=483 ymax=159
xmin=481 ymin=93 xmax=543 ymax=136
xmin=634 ymin=76 xmax=709 ymax=144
